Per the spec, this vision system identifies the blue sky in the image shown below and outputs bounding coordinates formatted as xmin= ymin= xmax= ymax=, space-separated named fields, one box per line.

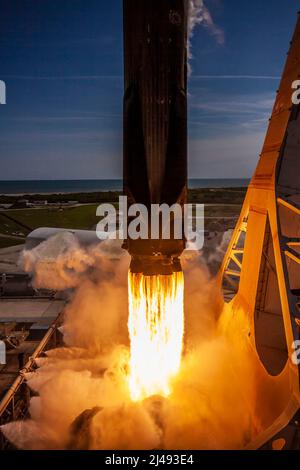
xmin=0 ymin=0 xmax=299 ymax=180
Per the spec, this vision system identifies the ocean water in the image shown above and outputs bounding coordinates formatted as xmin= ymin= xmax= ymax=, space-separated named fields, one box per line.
xmin=0 ymin=179 xmax=250 ymax=195
xmin=189 ymin=178 xmax=249 ymax=189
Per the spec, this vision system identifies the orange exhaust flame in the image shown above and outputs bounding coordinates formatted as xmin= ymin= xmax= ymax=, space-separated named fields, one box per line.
xmin=128 ymin=270 xmax=184 ymax=401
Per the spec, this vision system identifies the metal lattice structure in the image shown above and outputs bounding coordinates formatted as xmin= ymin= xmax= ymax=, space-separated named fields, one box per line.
xmin=219 ymin=12 xmax=300 ymax=450
xmin=0 ymin=315 xmax=63 ymax=449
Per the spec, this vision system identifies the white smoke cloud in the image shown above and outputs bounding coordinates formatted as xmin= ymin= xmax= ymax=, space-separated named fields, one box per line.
xmin=21 ymin=231 xmax=128 ymax=291
xmin=188 ymin=0 xmax=225 ymax=73
xmin=1 ymin=237 xmax=268 ymax=450
xmin=206 ymin=229 xmax=233 ymax=266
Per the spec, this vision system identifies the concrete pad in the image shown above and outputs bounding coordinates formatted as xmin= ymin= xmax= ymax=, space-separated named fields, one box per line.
xmin=0 ymin=299 xmax=66 ymax=323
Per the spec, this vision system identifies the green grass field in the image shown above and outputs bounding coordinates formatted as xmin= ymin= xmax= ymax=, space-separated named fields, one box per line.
xmin=0 ymin=204 xmax=102 ymax=248
xmin=3 ymin=204 xmax=100 ymax=231
xmin=0 ymin=213 xmax=27 ymax=236
xmin=205 ymin=204 xmax=241 ymax=218
xmin=0 ymin=188 xmax=246 ymax=249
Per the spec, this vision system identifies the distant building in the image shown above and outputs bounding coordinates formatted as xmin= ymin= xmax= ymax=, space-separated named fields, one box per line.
xmin=31 ymin=200 xmax=48 ymax=206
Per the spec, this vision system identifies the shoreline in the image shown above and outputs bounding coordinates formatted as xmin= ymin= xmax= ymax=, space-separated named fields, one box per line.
xmin=0 ymin=186 xmax=249 ymax=197
xmin=0 ymin=179 xmax=250 ymax=196
xmin=0 ymin=187 xmax=248 ymax=207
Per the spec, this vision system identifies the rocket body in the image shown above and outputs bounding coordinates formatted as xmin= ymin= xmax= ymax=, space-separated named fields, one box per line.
xmin=123 ymin=0 xmax=188 ymax=274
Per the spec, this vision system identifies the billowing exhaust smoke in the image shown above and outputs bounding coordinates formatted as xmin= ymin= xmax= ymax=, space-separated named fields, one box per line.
xmin=1 ymin=236 xmax=263 ymax=450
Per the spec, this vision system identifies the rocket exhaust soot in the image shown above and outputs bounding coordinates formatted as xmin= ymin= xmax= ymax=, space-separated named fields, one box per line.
xmin=123 ymin=0 xmax=188 ymax=276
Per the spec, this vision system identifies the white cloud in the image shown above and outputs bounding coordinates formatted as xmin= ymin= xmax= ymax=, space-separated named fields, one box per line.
xmin=188 ymin=0 xmax=225 ymax=74
xmin=189 ymin=131 xmax=266 ymax=178
xmin=189 ymin=91 xmax=274 ymax=134
xmin=188 ymin=0 xmax=225 ymax=45
xmin=190 ymin=75 xmax=281 ymax=81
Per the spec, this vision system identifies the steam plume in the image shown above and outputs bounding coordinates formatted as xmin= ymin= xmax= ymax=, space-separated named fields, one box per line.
xmin=0 ymin=236 xmax=266 ymax=449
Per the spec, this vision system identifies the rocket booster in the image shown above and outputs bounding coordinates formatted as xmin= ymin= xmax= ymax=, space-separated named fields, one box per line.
xmin=123 ymin=0 xmax=188 ymax=275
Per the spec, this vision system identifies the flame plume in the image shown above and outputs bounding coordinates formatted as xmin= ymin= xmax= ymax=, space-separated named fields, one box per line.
xmin=128 ymin=271 xmax=184 ymax=401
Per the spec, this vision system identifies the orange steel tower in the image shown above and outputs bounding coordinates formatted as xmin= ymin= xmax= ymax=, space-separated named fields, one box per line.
xmin=219 ymin=13 xmax=300 ymax=449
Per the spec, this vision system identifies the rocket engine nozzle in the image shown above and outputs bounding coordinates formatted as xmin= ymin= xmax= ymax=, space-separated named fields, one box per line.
xmin=129 ymin=254 xmax=183 ymax=276
xmin=125 ymin=236 xmax=185 ymax=275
